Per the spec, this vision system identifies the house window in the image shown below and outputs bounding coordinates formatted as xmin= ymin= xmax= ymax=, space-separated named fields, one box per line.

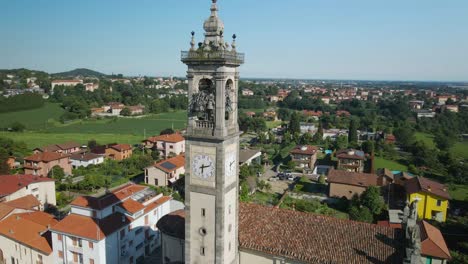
xmin=145 ymin=215 xmax=149 ymax=225
xmin=37 ymin=255 xmax=43 ymax=263
xmin=136 ymin=242 xmax=144 ymax=251
xmin=436 ymin=200 xmax=442 ymax=206
xmin=120 ymin=229 xmax=126 ymax=240
xmin=88 ymin=241 xmax=93 ymax=249
xmin=154 ymin=179 xmax=158 ymax=186
xmin=58 ymin=251 xmax=63 ymax=259
xmin=201 ymin=208 xmax=206 ymax=217
xmin=200 ymin=247 xmax=205 ymax=256
xmin=135 ymin=228 xmax=143 ymax=235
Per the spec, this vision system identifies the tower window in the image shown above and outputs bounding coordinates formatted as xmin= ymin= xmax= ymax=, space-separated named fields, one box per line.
xmin=201 ymin=208 xmax=206 ymax=217
xmin=229 ymin=205 xmax=232 ymax=215
xmin=200 ymin=247 xmax=205 ymax=256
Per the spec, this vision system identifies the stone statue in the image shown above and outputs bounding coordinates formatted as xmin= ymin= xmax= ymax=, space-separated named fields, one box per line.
xmin=225 ymin=92 xmax=233 ymax=113
xmin=206 ymin=93 xmax=215 ymax=121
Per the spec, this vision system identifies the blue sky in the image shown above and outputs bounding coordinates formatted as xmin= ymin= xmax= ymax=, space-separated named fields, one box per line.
xmin=1 ymin=0 xmax=467 ymax=81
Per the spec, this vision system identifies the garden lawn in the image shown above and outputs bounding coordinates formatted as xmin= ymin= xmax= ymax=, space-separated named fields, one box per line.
xmin=374 ymin=157 xmax=408 ymax=171
xmin=266 ymin=120 xmax=283 ymax=129
xmin=0 ymin=103 xmax=65 ymax=130
xmin=0 ymin=132 xmax=143 ymax=149
xmin=44 ymin=111 xmax=187 ymax=136
xmin=449 ymin=184 xmax=468 ymax=202
xmin=250 ymin=191 xmax=280 ymax=206
xmin=416 ymin=132 xmax=468 ymax=159
xmin=415 ymin=132 xmax=436 ymax=148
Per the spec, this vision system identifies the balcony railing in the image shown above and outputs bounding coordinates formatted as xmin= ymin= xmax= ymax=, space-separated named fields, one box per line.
xmin=181 ymin=50 xmax=245 ymax=65
xmin=195 ymin=120 xmax=214 ymax=129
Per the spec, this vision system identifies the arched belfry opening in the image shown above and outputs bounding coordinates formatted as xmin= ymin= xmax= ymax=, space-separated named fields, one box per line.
xmin=225 ymin=79 xmax=234 ymax=120
xmin=189 ymin=78 xmax=216 ymax=122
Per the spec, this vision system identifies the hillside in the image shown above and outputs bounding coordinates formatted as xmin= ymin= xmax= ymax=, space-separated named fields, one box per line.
xmin=52 ymin=68 xmax=108 ymax=78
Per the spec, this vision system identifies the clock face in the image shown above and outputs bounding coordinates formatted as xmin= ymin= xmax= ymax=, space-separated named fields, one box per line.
xmin=192 ymin=154 xmax=215 ymax=180
xmin=225 ymin=152 xmax=237 ymax=178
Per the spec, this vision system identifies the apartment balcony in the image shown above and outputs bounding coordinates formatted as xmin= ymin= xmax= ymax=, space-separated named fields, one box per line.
xmin=181 ymin=50 xmax=244 ymax=66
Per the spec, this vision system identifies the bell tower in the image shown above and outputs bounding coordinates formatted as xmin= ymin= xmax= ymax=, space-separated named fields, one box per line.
xmin=182 ymin=0 xmax=244 ymax=263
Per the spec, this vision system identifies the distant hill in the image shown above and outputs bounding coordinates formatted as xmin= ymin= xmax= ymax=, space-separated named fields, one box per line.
xmin=52 ymin=68 xmax=108 ymax=78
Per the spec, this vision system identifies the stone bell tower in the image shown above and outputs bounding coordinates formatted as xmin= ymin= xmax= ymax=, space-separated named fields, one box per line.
xmin=182 ymin=0 xmax=244 ymax=263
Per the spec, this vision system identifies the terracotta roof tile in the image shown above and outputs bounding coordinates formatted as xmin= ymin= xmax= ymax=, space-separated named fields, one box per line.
xmin=70 ymin=153 xmax=103 ymax=162
xmin=118 ymin=199 xmax=145 ymax=214
xmin=143 ymin=196 xmax=172 ymax=214
xmin=153 ymin=155 xmax=185 ymax=173
xmin=239 ymin=203 xmax=404 ymax=263
xmin=109 ymin=144 xmax=132 ymax=152
xmin=327 ymin=169 xmax=380 ymax=187
xmin=0 ymin=211 xmax=57 ymax=254
xmin=4 ymin=195 xmax=41 ymax=210
xmin=0 ymin=204 xmax=15 ymax=220
xmin=290 ymin=145 xmax=319 ymax=156
xmin=0 ymin=175 xmax=54 ymax=197
xmin=336 ymin=149 xmax=366 ymax=160
xmin=420 ymin=221 xmax=451 ymax=259
xmin=24 ymin=152 xmax=70 ymax=162
xmin=71 ymin=184 xmax=147 ymax=210
xmin=51 ymin=213 xmax=130 ymax=241
xmin=144 ymin=133 xmax=185 ymax=143
xmin=405 ymin=177 xmax=450 ymax=200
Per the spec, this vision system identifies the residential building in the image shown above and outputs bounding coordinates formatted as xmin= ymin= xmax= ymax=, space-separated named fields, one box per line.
xmin=23 ymin=152 xmax=72 ymax=176
xmin=416 ymin=110 xmax=436 ymax=118
xmin=327 ymin=169 xmax=381 ymax=199
xmin=239 ymin=149 xmax=262 ymax=166
xmin=33 ymin=142 xmax=81 ymax=155
xmin=127 ymin=105 xmax=145 ymax=115
xmin=84 ymin=83 xmax=99 ymax=92
xmin=241 ymin=89 xmax=254 ymax=96
xmin=145 ymin=155 xmax=185 ymax=187
xmin=299 ymin=122 xmax=316 ymax=134
xmin=51 ymin=80 xmax=83 ymax=91
xmin=0 ymin=174 xmax=56 ymax=209
xmin=70 ymin=153 xmax=105 ymax=168
xmin=419 ymin=221 xmax=452 ymax=263
xmin=289 ymin=145 xmax=318 ymax=169
xmin=405 ymin=177 xmax=450 ymax=222
xmin=104 ymin=144 xmax=133 ymax=161
xmin=320 ymin=96 xmax=331 ymax=104
xmin=336 ymin=149 xmax=366 ymax=172
xmin=50 ymin=184 xmax=171 ymax=264
xmin=0 ymin=211 xmax=58 ymax=264
xmin=142 ymin=133 xmax=185 ymax=158
xmin=6 ymin=156 xmax=16 ymax=169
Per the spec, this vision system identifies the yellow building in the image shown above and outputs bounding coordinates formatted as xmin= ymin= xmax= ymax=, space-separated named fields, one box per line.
xmin=405 ymin=177 xmax=450 ymax=222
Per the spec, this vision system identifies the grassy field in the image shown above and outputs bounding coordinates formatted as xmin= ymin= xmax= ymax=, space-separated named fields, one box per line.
xmin=1 ymin=110 xmax=188 ymax=148
xmin=266 ymin=120 xmax=283 ymax=129
xmin=0 ymin=132 xmax=144 ymax=149
xmin=45 ymin=111 xmax=187 ymax=136
xmin=374 ymin=157 xmax=408 ymax=171
xmin=0 ymin=103 xmax=65 ymax=130
xmin=449 ymin=184 xmax=468 ymax=202
xmin=416 ymin=132 xmax=468 ymax=159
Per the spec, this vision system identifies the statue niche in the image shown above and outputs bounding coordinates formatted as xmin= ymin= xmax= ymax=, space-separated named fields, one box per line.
xmin=189 ymin=78 xmax=216 ymax=122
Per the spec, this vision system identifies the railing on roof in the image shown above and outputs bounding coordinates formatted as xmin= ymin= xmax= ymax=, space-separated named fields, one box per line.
xmin=181 ymin=50 xmax=245 ymax=65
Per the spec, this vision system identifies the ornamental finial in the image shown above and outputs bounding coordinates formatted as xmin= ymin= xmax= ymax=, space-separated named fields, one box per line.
xmin=231 ymin=34 xmax=237 ymax=52
xmin=190 ymin=31 xmax=196 ymax=51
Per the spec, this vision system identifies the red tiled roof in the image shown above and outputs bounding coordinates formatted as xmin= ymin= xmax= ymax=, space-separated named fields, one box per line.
xmin=405 ymin=177 xmax=450 ymax=200
xmin=51 ymin=213 xmax=130 ymax=241
xmin=118 ymin=199 xmax=145 ymax=214
xmin=70 ymin=153 xmax=103 ymax=162
xmin=154 ymin=155 xmax=185 ymax=173
xmin=327 ymin=169 xmax=380 ymax=187
xmin=52 ymin=80 xmax=81 ymax=83
xmin=336 ymin=149 xmax=366 ymax=160
xmin=109 ymin=144 xmax=132 ymax=152
xmin=4 ymin=195 xmax=41 ymax=210
xmin=0 ymin=175 xmax=54 ymax=196
xmin=0 ymin=211 xmax=57 ymax=254
xmin=71 ymin=184 xmax=147 ymax=210
xmin=24 ymin=152 xmax=70 ymax=162
xmin=290 ymin=145 xmax=319 ymax=156
xmin=420 ymin=221 xmax=451 ymax=259
xmin=239 ymin=203 xmax=403 ymax=263
xmin=0 ymin=204 xmax=15 ymax=220
xmin=143 ymin=196 xmax=172 ymax=214
xmin=144 ymin=133 xmax=185 ymax=143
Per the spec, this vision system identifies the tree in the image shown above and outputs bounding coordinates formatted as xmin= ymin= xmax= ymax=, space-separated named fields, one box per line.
xmin=312 ymin=122 xmax=324 ymax=144
xmin=349 ymin=206 xmax=373 ymax=223
xmin=151 ymin=150 xmax=160 ymax=161
xmin=10 ymin=122 xmax=25 ymax=132
xmin=286 ymin=160 xmax=296 ymax=171
xmin=0 ymin=148 xmax=10 ymax=174
xmin=434 ymin=131 xmax=456 ymax=151
xmin=348 ymin=118 xmax=358 ymax=144
xmin=360 ymin=186 xmax=385 ymax=216
xmin=87 ymin=139 xmax=98 ymax=150
xmin=160 ymin=128 xmax=175 ymax=135
xmin=48 ymin=166 xmax=65 ymax=181
xmin=120 ymin=107 xmax=131 ymax=116
xmin=289 ymin=112 xmax=301 ymax=134
xmin=362 ymin=141 xmax=375 ymax=154
xmin=334 ymin=135 xmax=348 ymax=150
xmin=318 ymin=174 xmax=326 ymax=185
xmin=299 ymin=133 xmax=313 ymax=145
